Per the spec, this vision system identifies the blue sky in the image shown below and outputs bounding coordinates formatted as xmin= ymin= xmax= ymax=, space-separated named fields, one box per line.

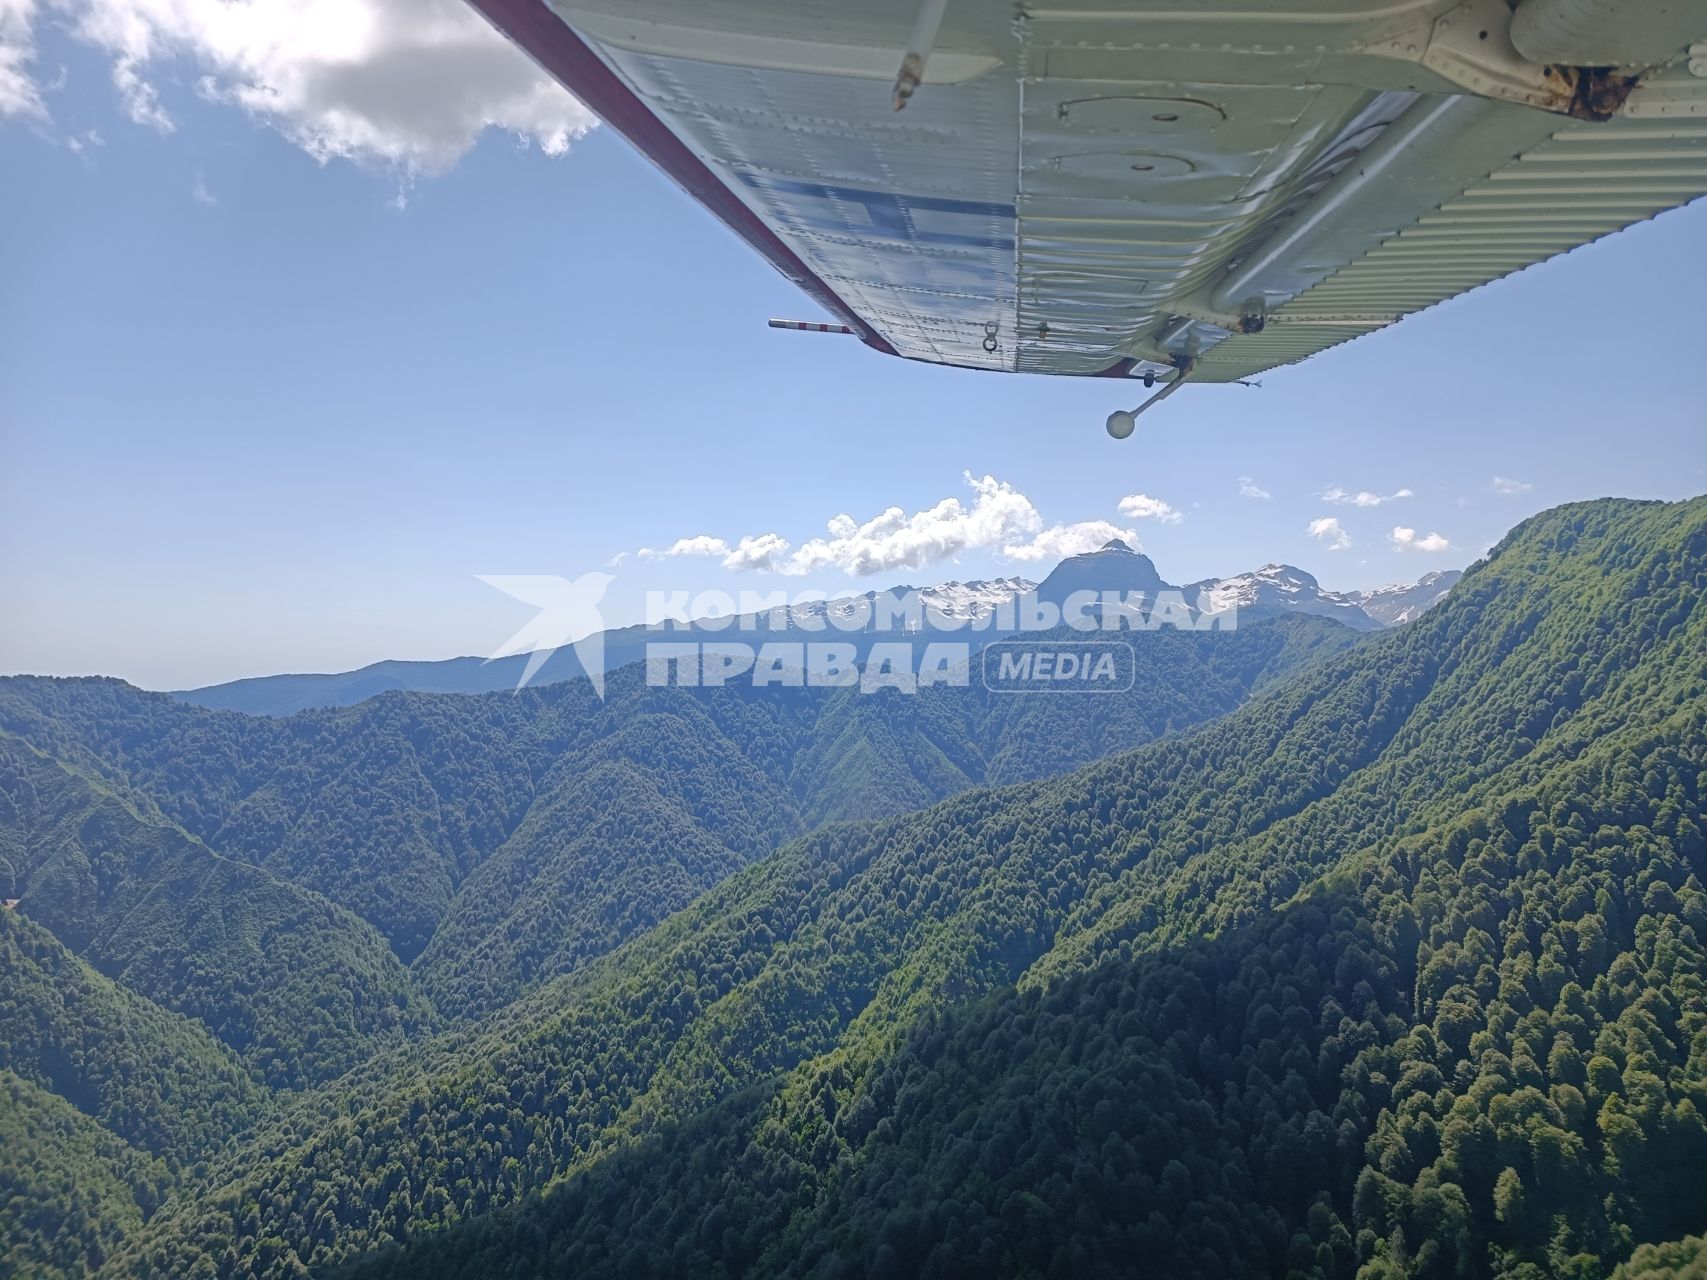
xmin=2 ymin=6 xmax=1704 ymax=689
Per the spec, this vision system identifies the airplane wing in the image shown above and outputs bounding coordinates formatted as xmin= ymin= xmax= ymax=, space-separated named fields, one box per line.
xmin=469 ymin=0 xmax=1707 ymax=387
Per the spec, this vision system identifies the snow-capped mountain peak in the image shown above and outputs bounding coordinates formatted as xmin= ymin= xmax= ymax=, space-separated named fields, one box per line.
xmin=1036 ymin=540 xmax=1167 ymax=604
xmin=1185 ymin=564 xmax=1378 ymax=629
xmin=915 ymin=577 xmax=1037 ymax=619
xmin=785 ymin=577 xmax=1036 ymax=627
xmin=730 ymin=555 xmax=1453 ymax=637
xmin=1345 ymin=570 xmax=1464 ymax=626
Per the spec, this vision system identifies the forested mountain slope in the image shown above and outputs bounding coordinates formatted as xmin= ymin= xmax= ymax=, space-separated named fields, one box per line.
xmin=101 ymin=498 xmax=1705 ymax=1278
xmin=350 ymin=708 xmax=1705 ymax=1280
xmin=0 ymin=734 xmax=433 ymax=1089
xmin=0 ymin=907 xmax=271 ymax=1277
xmin=0 ymin=1069 xmax=168 ymax=1280
xmin=0 ymin=908 xmax=269 ymax=1174
xmin=0 ymin=611 xmax=1354 ymax=1271
xmin=0 ymin=615 xmax=1349 ymax=1023
xmin=0 ymin=682 xmax=575 ymax=962
xmin=416 ymin=616 xmax=1355 ymax=1020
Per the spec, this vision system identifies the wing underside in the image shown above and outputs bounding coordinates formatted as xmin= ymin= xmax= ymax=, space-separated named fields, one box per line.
xmin=473 ymin=0 xmax=1707 ymax=384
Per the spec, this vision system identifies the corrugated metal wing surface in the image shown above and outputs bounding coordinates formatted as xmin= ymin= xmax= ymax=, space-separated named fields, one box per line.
xmin=1200 ymin=81 xmax=1707 ymax=382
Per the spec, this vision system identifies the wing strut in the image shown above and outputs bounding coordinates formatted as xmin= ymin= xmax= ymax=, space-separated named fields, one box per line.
xmin=893 ymin=0 xmax=949 ymax=110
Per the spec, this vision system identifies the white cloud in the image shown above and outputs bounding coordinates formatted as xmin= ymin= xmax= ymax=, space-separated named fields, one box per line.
xmin=641 ymin=535 xmax=730 ymax=563
xmin=1390 ymin=526 xmax=1451 ymax=553
xmin=1237 ymin=476 xmax=1270 ymax=500
xmin=1321 ymin=485 xmax=1413 ymax=508
xmin=1116 ymin=492 xmax=1183 ymax=523
xmin=721 ymin=532 xmax=791 ymax=573
xmin=191 ymin=174 xmax=216 ymax=204
xmin=1490 ymin=476 xmax=1532 ymax=495
xmin=1003 ymin=521 xmax=1137 ymax=563
xmin=0 ymin=0 xmax=46 ymax=120
xmin=627 ymin=475 xmax=1143 ymax=579
xmin=772 ymin=473 xmax=1044 ymax=577
xmin=8 ymin=0 xmax=595 ymax=174
xmin=1307 ymin=517 xmax=1352 ymax=551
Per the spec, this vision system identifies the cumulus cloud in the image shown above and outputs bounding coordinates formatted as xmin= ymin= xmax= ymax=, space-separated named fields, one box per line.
xmin=1237 ymin=476 xmax=1270 ymax=500
xmin=1116 ymin=492 xmax=1183 ymax=523
xmin=639 ymin=535 xmax=730 ymax=563
xmin=630 ymin=476 xmax=1031 ymax=577
xmin=0 ymin=0 xmax=46 ymax=119
xmin=780 ymin=473 xmax=1043 ymax=576
xmin=722 ymin=532 xmax=792 ymax=573
xmin=1390 ymin=526 xmax=1451 ymax=553
xmin=1321 ymin=485 xmax=1413 ymax=508
xmin=1490 ymin=476 xmax=1532 ymax=495
xmin=7 ymin=0 xmax=594 ymax=173
xmin=1307 ymin=517 xmax=1352 ymax=551
xmin=626 ymin=475 xmax=1142 ymax=578
xmin=1003 ymin=521 xmax=1137 ymax=563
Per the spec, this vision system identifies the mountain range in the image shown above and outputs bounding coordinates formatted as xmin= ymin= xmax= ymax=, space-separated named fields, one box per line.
xmin=1344 ymin=568 xmax=1464 ymax=625
xmin=0 ymin=497 xmax=1700 ymax=1280
xmin=176 ymin=545 xmax=1458 ymax=717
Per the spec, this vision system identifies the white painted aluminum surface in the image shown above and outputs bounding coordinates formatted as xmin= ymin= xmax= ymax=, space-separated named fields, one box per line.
xmin=543 ymin=0 xmax=1707 ymax=383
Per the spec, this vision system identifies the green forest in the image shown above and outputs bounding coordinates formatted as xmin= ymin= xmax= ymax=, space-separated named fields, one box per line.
xmin=0 ymin=497 xmax=1702 ymax=1278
